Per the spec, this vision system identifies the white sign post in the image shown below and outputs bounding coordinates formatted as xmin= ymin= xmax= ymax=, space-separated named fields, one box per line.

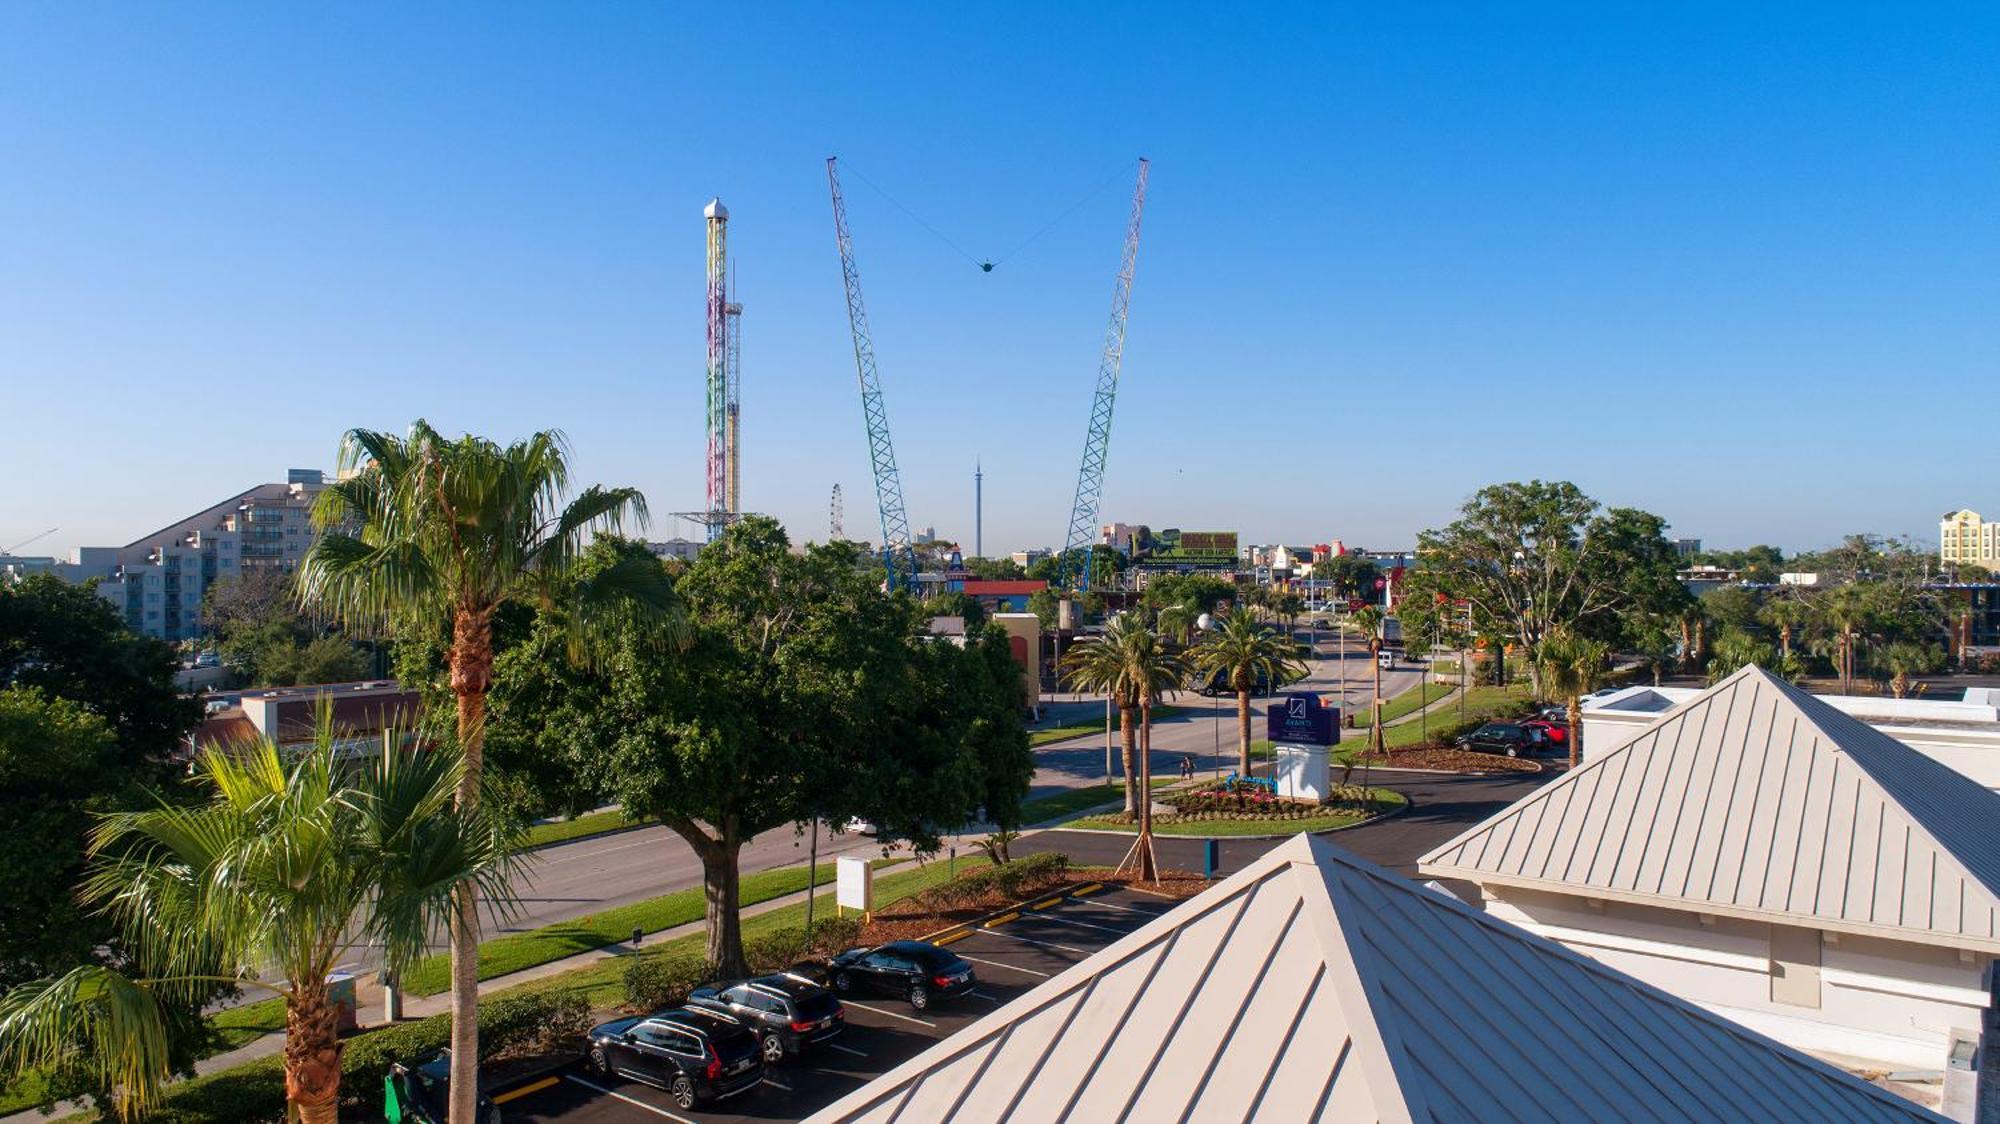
xmin=836 ymin=855 xmax=874 ymax=919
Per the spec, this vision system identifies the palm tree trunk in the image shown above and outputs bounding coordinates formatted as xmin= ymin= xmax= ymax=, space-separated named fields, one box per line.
xmin=1370 ymin=645 xmax=1384 ymax=754
xmin=1137 ymin=701 xmax=1158 ymax=881
xmin=284 ymin=986 xmax=343 ymax=1124
xmin=1118 ymin=704 xmax=1138 ymax=817
xmin=1567 ymin=697 xmax=1582 ymax=769
xmin=1236 ymin=688 xmax=1252 ymax=777
xmin=447 ymin=607 xmax=495 ymax=1124
xmin=1779 ymin=624 xmax=1792 ymax=660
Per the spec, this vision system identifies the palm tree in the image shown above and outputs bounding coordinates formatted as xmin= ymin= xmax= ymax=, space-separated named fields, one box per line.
xmin=297 ymin=422 xmax=677 ymax=1122
xmin=0 ymin=724 xmax=513 ymax=1124
xmin=1349 ymin=605 xmax=1387 ymax=754
xmin=1155 ymin=603 xmax=1197 ymax=648
xmin=1879 ymin=641 xmax=1941 ymax=698
xmin=1190 ymin=610 xmax=1306 ymax=778
xmin=1062 ymin=615 xmax=1185 ymax=824
xmin=1759 ymin=594 xmax=1810 ymax=661
xmin=1813 ymin=584 xmax=1872 ymax=695
xmin=1536 ymin=628 xmax=1610 ymax=769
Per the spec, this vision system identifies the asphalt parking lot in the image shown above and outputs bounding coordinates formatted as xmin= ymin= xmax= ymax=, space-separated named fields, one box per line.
xmin=495 ymin=883 xmax=1179 ymax=1123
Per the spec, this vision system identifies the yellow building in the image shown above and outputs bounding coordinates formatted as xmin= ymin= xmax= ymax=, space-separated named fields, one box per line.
xmin=1940 ymin=509 xmax=2000 ymax=567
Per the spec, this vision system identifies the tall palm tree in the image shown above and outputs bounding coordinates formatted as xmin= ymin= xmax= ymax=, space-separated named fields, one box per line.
xmin=1349 ymin=605 xmax=1387 ymax=754
xmin=1155 ymin=603 xmax=1197 ymax=648
xmin=1536 ymin=628 xmax=1610 ymax=768
xmin=1759 ymin=594 xmax=1810 ymax=661
xmin=1190 ymin=611 xmax=1306 ymax=778
xmin=297 ymin=422 xmax=677 ymax=1122
xmin=0 ymin=725 xmax=513 ymax=1124
xmin=1813 ymin=584 xmax=1872 ymax=695
xmin=1060 ymin=615 xmax=1184 ymax=837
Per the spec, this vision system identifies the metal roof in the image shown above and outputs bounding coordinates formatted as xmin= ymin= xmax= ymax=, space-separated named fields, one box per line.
xmin=807 ymin=833 xmax=1938 ymax=1123
xmin=1421 ymin=664 xmax=2000 ymax=952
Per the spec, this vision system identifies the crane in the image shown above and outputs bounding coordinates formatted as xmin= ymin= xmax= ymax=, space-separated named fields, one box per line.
xmin=1059 ymin=158 xmax=1149 ymax=592
xmin=826 ymin=156 xmax=918 ymax=591
xmin=3 ymin=527 xmax=57 ymax=555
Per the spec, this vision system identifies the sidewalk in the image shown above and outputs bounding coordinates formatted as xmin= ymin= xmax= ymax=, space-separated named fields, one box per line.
xmin=0 ymin=863 xmax=913 ymax=1124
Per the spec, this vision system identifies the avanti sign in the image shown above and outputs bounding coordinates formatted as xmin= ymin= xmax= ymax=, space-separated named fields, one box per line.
xmin=1266 ymin=692 xmax=1338 ymax=746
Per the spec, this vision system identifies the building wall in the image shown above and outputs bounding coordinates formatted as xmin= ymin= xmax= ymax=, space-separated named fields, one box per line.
xmin=990 ymin=614 xmax=1040 ymax=713
xmin=1941 ymin=510 xmax=2000 ymax=567
xmin=1484 ymin=886 xmax=1993 ymax=1070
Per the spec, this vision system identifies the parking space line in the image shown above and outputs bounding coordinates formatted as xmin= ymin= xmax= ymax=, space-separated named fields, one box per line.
xmin=980 ymin=929 xmax=1089 ymax=954
xmin=827 ymin=1042 xmax=870 ymax=1058
xmin=970 ymin=989 xmax=1000 ymax=1001
xmin=563 ymin=1075 xmax=694 ymax=1123
xmin=1071 ymin=897 xmax=1166 ymax=918
xmin=1121 ymin=883 xmax=1183 ymax=900
xmin=1031 ymin=914 xmax=1133 ymax=937
xmin=837 ymin=998 xmax=938 ymax=1028
xmin=954 ymin=953 xmax=1051 ymax=978
xmin=764 ymin=1076 xmax=792 ymax=1091
xmin=493 ymin=1075 xmax=559 ymax=1104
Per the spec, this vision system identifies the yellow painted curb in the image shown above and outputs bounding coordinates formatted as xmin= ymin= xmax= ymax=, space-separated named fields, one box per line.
xmin=493 ymin=1076 xmax=560 ymax=1105
xmin=983 ymin=911 xmax=1021 ymax=928
xmin=1028 ymin=896 xmax=1064 ymax=911
xmin=1070 ymin=882 xmax=1105 ymax=897
xmin=933 ymin=929 xmax=969 ymax=945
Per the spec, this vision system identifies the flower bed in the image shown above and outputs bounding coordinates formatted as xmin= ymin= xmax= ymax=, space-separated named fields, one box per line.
xmin=1342 ymin=747 xmax=1542 ymax=774
xmin=853 ymin=855 xmax=1203 ymax=945
xmin=1165 ymin=781 xmax=1385 ymax=818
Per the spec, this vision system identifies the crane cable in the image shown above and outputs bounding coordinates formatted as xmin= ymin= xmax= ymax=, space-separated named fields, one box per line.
xmin=841 ymin=158 xmax=1142 ymax=274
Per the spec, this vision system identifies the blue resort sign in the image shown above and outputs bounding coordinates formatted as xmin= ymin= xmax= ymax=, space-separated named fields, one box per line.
xmin=1267 ymin=693 xmax=1338 ymax=746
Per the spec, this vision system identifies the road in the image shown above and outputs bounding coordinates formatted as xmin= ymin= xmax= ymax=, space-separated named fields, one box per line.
xmin=1028 ymin=633 xmax=1432 ymax=798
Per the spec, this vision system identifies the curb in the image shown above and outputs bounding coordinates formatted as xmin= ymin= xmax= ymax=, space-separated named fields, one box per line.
xmin=917 ymin=879 xmax=1108 ymax=945
xmin=1043 ymin=796 xmax=1413 ymax=842
xmin=1339 ymin=759 xmax=1546 ymax=777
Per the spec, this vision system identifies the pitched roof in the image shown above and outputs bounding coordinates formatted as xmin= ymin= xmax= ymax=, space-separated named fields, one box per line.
xmin=807 ymin=834 xmax=1937 ymax=1123
xmin=1421 ymin=664 xmax=2000 ymax=952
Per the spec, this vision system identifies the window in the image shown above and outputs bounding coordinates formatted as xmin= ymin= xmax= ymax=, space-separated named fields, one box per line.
xmin=630 ymin=1024 xmax=674 ymax=1048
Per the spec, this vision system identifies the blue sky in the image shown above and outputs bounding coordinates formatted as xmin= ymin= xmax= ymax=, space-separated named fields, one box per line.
xmin=2 ymin=4 xmax=1995 ymax=559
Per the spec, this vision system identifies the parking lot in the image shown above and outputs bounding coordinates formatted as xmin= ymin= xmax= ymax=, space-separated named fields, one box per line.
xmin=496 ymin=883 xmax=1179 ymax=1123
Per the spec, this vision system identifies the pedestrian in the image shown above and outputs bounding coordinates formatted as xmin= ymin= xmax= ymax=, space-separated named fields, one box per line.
xmin=1180 ymin=754 xmax=1194 ymax=780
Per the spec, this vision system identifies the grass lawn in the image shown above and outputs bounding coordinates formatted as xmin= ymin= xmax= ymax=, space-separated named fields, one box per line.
xmin=519 ymin=807 xmax=655 ymax=849
xmin=1377 ymin=682 xmax=1456 ymax=724
xmin=1019 ymin=778 xmax=1177 ymax=823
xmin=1067 ymin=789 xmax=1406 ymax=837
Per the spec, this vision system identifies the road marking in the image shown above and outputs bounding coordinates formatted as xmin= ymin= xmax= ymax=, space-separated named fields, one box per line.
xmin=983 ymin=911 xmax=1021 ymax=927
xmin=827 ymin=1042 xmax=869 ymax=1058
xmin=1071 ymin=897 xmax=1164 ymax=918
xmin=1033 ymin=913 xmax=1133 ymax=937
xmin=563 ymin=1075 xmax=694 ymax=1122
xmin=980 ymin=929 xmax=1089 ymax=954
xmin=836 ymin=998 xmax=938 ymax=1028
xmin=970 ymin=989 xmax=1000 ymax=1001
xmin=1121 ymin=883 xmax=1183 ymax=900
xmin=954 ymin=953 xmax=1051 ymax=978
xmin=493 ymin=1076 xmax=559 ymax=1104
xmin=764 ymin=1076 xmax=792 ymax=1091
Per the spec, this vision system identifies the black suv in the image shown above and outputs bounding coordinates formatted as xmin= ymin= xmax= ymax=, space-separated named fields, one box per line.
xmin=827 ymin=940 xmax=976 ymax=1011
xmin=585 ymin=1007 xmax=764 ymax=1110
xmin=687 ymin=973 xmax=847 ymax=1064
xmin=1453 ymin=721 xmax=1547 ymax=758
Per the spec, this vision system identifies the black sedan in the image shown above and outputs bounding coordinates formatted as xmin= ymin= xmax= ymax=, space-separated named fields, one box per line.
xmin=584 ymin=1007 xmax=764 ymax=1110
xmin=826 ymin=940 xmax=977 ymax=1011
xmin=1453 ymin=721 xmax=1548 ymax=758
xmin=687 ymin=973 xmax=846 ymax=1063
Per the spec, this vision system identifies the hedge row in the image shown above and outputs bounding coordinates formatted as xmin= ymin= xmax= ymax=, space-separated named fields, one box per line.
xmin=103 ymin=990 xmax=590 ymax=1123
xmin=911 ymin=852 xmax=1070 ymax=914
xmin=622 ymin=916 xmax=867 ymax=1011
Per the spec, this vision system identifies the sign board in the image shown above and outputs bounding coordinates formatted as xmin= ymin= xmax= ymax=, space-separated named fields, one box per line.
xmin=836 ymin=855 xmax=873 ymax=914
xmin=1266 ymin=693 xmax=1338 ymax=746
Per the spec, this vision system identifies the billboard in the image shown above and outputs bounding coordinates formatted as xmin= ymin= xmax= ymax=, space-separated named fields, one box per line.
xmin=1149 ymin=529 xmax=1238 ymax=567
xmin=1266 ymin=693 xmax=1339 ymax=746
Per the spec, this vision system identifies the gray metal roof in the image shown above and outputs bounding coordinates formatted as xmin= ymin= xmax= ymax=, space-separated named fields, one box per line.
xmin=808 ymin=833 xmax=1939 ymax=1123
xmin=1422 ymin=664 xmax=2000 ymax=952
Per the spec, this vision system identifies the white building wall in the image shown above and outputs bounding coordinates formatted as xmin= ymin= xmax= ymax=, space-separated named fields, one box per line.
xmin=1484 ymin=886 xmax=1993 ymax=1071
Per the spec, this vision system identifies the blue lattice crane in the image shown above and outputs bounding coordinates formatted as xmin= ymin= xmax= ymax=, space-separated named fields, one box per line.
xmin=826 ymin=157 xmax=919 ymax=592
xmin=1059 ymin=159 xmax=1150 ymax=592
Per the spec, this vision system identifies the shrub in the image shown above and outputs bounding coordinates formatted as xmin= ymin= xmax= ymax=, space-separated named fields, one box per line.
xmin=623 ymin=955 xmax=706 ymax=1012
xmin=745 ymin=916 xmax=864 ymax=972
xmin=133 ymin=1057 xmax=288 ymax=1123
xmin=913 ymin=852 xmax=1071 ymax=913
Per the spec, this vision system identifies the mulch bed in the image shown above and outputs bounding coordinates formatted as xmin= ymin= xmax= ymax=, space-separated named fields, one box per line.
xmin=857 ymin=869 xmax=1207 ymax=945
xmin=1344 ymin=747 xmax=1543 ymax=774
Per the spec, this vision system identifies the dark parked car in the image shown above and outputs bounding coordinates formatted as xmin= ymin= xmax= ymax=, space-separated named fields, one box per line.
xmin=383 ymin=1051 xmax=500 ymax=1124
xmin=827 ymin=940 xmax=976 ymax=1011
xmin=1453 ymin=721 xmax=1547 ymax=758
xmin=687 ymin=973 xmax=847 ymax=1063
xmin=585 ymin=1007 xmax=764 ymax=1110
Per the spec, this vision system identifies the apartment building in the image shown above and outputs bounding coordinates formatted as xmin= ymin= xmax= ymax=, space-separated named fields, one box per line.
xmin=1941 ymin=509 xmax=2000 ymax=568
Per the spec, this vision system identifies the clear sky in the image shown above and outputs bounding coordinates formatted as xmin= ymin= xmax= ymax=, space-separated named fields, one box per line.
xmin=2 ymin=5 xmax=1995 ymax=560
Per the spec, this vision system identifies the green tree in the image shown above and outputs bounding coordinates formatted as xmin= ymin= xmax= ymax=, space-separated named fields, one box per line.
xmin=1536 ymin=628 xmax=1610 ymax=768
xmin=1189 ymin=612 xmax=1306 ymax=777
xmin=1317 ymin=554 xmax=1382 ymax=601
xmin=962 ymin=557 xmax=1026 ymax=581
xmin=0 ymin=725 xmax=514 ymax=1124
xmin=1414 ymin=482 xmax=1687 ymax=696
xmin=1699 ymin=586 xmax=1765 ymax=638
xmin=0 ymin=575 xmax=200 ymax=759
xmin=297 ymin=421 xmax=674 ymax=1120
xmin=1349 ymin=606 xmax=1387 ymax=754
xmin=1061 ymin=615 xmax=1184 ymax=826
xmin=1706 ymin=628 xmax=1774 ymax=684
xmin=1759 ymin=593 xmax=1812 ymax=660
xmin=1877 ymin=641 xmax=1944 ymax=698
xmin=490 ymin=525 xmax=1022 ymax=975
xmin=921 ymin=591 xmax=988 ymax=632
xmin=1137 ymin=573 xmax=1237 ymax=618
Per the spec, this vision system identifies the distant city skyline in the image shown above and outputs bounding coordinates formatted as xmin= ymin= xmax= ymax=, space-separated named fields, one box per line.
xmin=2 ymin=7 xmax=1993 ymax=558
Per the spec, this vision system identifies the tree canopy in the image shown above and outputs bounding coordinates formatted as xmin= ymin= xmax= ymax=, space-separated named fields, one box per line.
xmin=0 ymin=575 xmax=199 ymax=758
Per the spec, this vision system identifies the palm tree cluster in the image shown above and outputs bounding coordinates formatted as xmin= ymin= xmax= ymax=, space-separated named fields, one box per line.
xmin=0 ymin=724 xmax=514 ymax=1123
